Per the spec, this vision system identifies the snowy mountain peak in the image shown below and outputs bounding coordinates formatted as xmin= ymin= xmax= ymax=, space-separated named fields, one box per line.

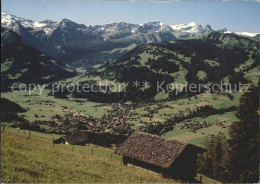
xmin=1 ymin=11 xmax=8 ymax=16
xmin=221 ymin=29 xmax=259 ymax=37
xmin=150 ymin=21 xmax=163 ymax=27
xmin=234 ymin=32 xmax=259 ymax=37
xmin=187 ymin=21 xmax=197 ymax=27
xmin=58 ymin=19 xmax=87 ymax=29
xmin=135 ymin=21 xmax=173 ymax=33
xmin=171 ymin=22 xmax=213 ymax=38
xmin=171 ymin=21 xmax=198 ymax=31
xmin=59 ymin=18 xmax=77 ymax=26
xmin=1 ymin=11 xmax=48 ymax=29
xmin=143 ymin=21 xmax=165 ymax=27
xmin=87 ymin=22 xmax=139 ymax=40
xmin=60 ymin=18 xmax=74 ymax=23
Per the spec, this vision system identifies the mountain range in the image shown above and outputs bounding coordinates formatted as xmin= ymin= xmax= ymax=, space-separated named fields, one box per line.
xmin=1 ymin=12 xmax=259 ymax=98
xmin=3 ymin=12 xmax=259 ymax=40
xmin=1 ymin=11 xmax=213 ymax=39
xmin=3 ymin=11 xmax=259 ymax=70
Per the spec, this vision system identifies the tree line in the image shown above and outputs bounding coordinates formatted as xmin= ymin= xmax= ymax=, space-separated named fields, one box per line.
xmin=198 ymin=83 xmax=259 ymax=183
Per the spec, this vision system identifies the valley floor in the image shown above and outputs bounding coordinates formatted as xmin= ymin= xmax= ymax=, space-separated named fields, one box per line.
xmin=2 ymin=89 xmax=241 ymax=147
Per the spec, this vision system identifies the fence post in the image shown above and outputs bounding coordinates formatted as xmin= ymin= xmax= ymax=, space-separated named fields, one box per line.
xmin=28 ymin=130 xmax=31 ymax=140
xmin=1 ymin=125 xmax=6 ymax=133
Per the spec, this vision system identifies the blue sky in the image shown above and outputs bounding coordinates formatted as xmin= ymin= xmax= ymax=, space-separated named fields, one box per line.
xmin=2 ymin=0 xmax=260 ymax=32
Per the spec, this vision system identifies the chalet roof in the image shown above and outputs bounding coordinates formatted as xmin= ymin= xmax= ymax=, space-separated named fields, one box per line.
xmin=62 ymin=133 xmax=88 ymax=145
xmin=116 ymin=131 xmax=203 ymax=169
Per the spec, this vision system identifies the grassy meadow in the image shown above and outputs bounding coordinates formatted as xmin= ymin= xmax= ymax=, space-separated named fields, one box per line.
xmin=1 ymin=127 xmax=219 ymax=183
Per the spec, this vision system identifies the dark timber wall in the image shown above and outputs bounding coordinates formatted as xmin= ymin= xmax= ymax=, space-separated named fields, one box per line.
xmin=122 ymin=145 xmax=199 ymax=180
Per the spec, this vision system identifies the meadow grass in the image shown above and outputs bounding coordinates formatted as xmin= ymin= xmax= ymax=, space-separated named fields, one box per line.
xmin=1 ymin=127 xmax=219 ymax=183
xmin=162 ymin=111 xmax=237 ymax=147
xmin=1 ymin=129 xmax=176 ymax=183
xmin=244 ymin=65 xmax=260 ymax=84
xmin=1 ymin=128 xmax=220 ymax=183
xmin=3 ymin=127 xmax=121 ymax=161
xmin=1 ymin=91 xmax=111 ymax=121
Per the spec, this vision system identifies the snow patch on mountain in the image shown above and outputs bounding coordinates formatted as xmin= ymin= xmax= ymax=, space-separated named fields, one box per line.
xmin=1 ymin=11 xmax=47 ymax=29
xmin=135 ymin=21 xmax=173 ymax=34
xmin=222 ymin=29 xmax=259 ymax=37
xmin=171 ymin=22 xmax=213 ymax=38
xmin=234 ymin=32 xmax=259 ymax=37
xmin=224 ymin=31 xmax=233 ymax=34
xmin=171 ymin=22 xmax=197 ymax=32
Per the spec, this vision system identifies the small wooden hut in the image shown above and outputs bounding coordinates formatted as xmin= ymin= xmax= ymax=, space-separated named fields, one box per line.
xmin=53 ymin=133 xmax=88 ymax=145
xmin=116 ymin=131 xmax=204 ymax=180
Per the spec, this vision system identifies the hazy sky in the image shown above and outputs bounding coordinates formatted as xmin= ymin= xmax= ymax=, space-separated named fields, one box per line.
xmin=2 ymin=0 xmax=260 ymax=33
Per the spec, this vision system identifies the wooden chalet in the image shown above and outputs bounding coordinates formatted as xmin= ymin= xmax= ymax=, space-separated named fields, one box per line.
xmin=116 ymin=131 xmax=205 ymax=180
xmin=53 ymin=133 xmax=88 ymax=145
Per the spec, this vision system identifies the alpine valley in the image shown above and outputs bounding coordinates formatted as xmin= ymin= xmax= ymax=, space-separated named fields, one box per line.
xmin=1 ymin=11 xmax=260 ymax=183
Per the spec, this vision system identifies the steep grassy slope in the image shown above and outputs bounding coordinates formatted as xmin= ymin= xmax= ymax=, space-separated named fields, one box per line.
xmin=1 ymin=128 xmax=220 ymax=183
xmin=1 ymin=130 xmax=175 ymax=183
xmin=1 ymin=28 xmax=76 ymax=89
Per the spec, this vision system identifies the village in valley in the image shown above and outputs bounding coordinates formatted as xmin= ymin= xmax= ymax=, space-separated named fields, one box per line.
xmin=2 ymin=88 xmax=236 ymax=146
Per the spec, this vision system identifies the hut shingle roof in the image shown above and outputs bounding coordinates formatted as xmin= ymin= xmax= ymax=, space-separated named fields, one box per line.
xmin=116 ymin=131 xmax=190 ymax=168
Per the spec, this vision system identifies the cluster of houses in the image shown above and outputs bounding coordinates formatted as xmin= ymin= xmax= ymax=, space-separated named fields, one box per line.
xmin=28 ymin=103 xmax=138 ymax=134
xmin=178 ymin=120 xmax=213 ymax=132
xmin=178 ymin=119 xmax=228 ymax=134
xmin=144 ymin=104 xmax=174 ymax=114
xmin=46 ymin=103 xmax=149 ymax=134
xmin=35 ymin=100 xmax=56 ymax=105
xmin=28 ymin=100 xmax=224 ymax=141
xmin=49 ymin=112 xmax=132 ymax=134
